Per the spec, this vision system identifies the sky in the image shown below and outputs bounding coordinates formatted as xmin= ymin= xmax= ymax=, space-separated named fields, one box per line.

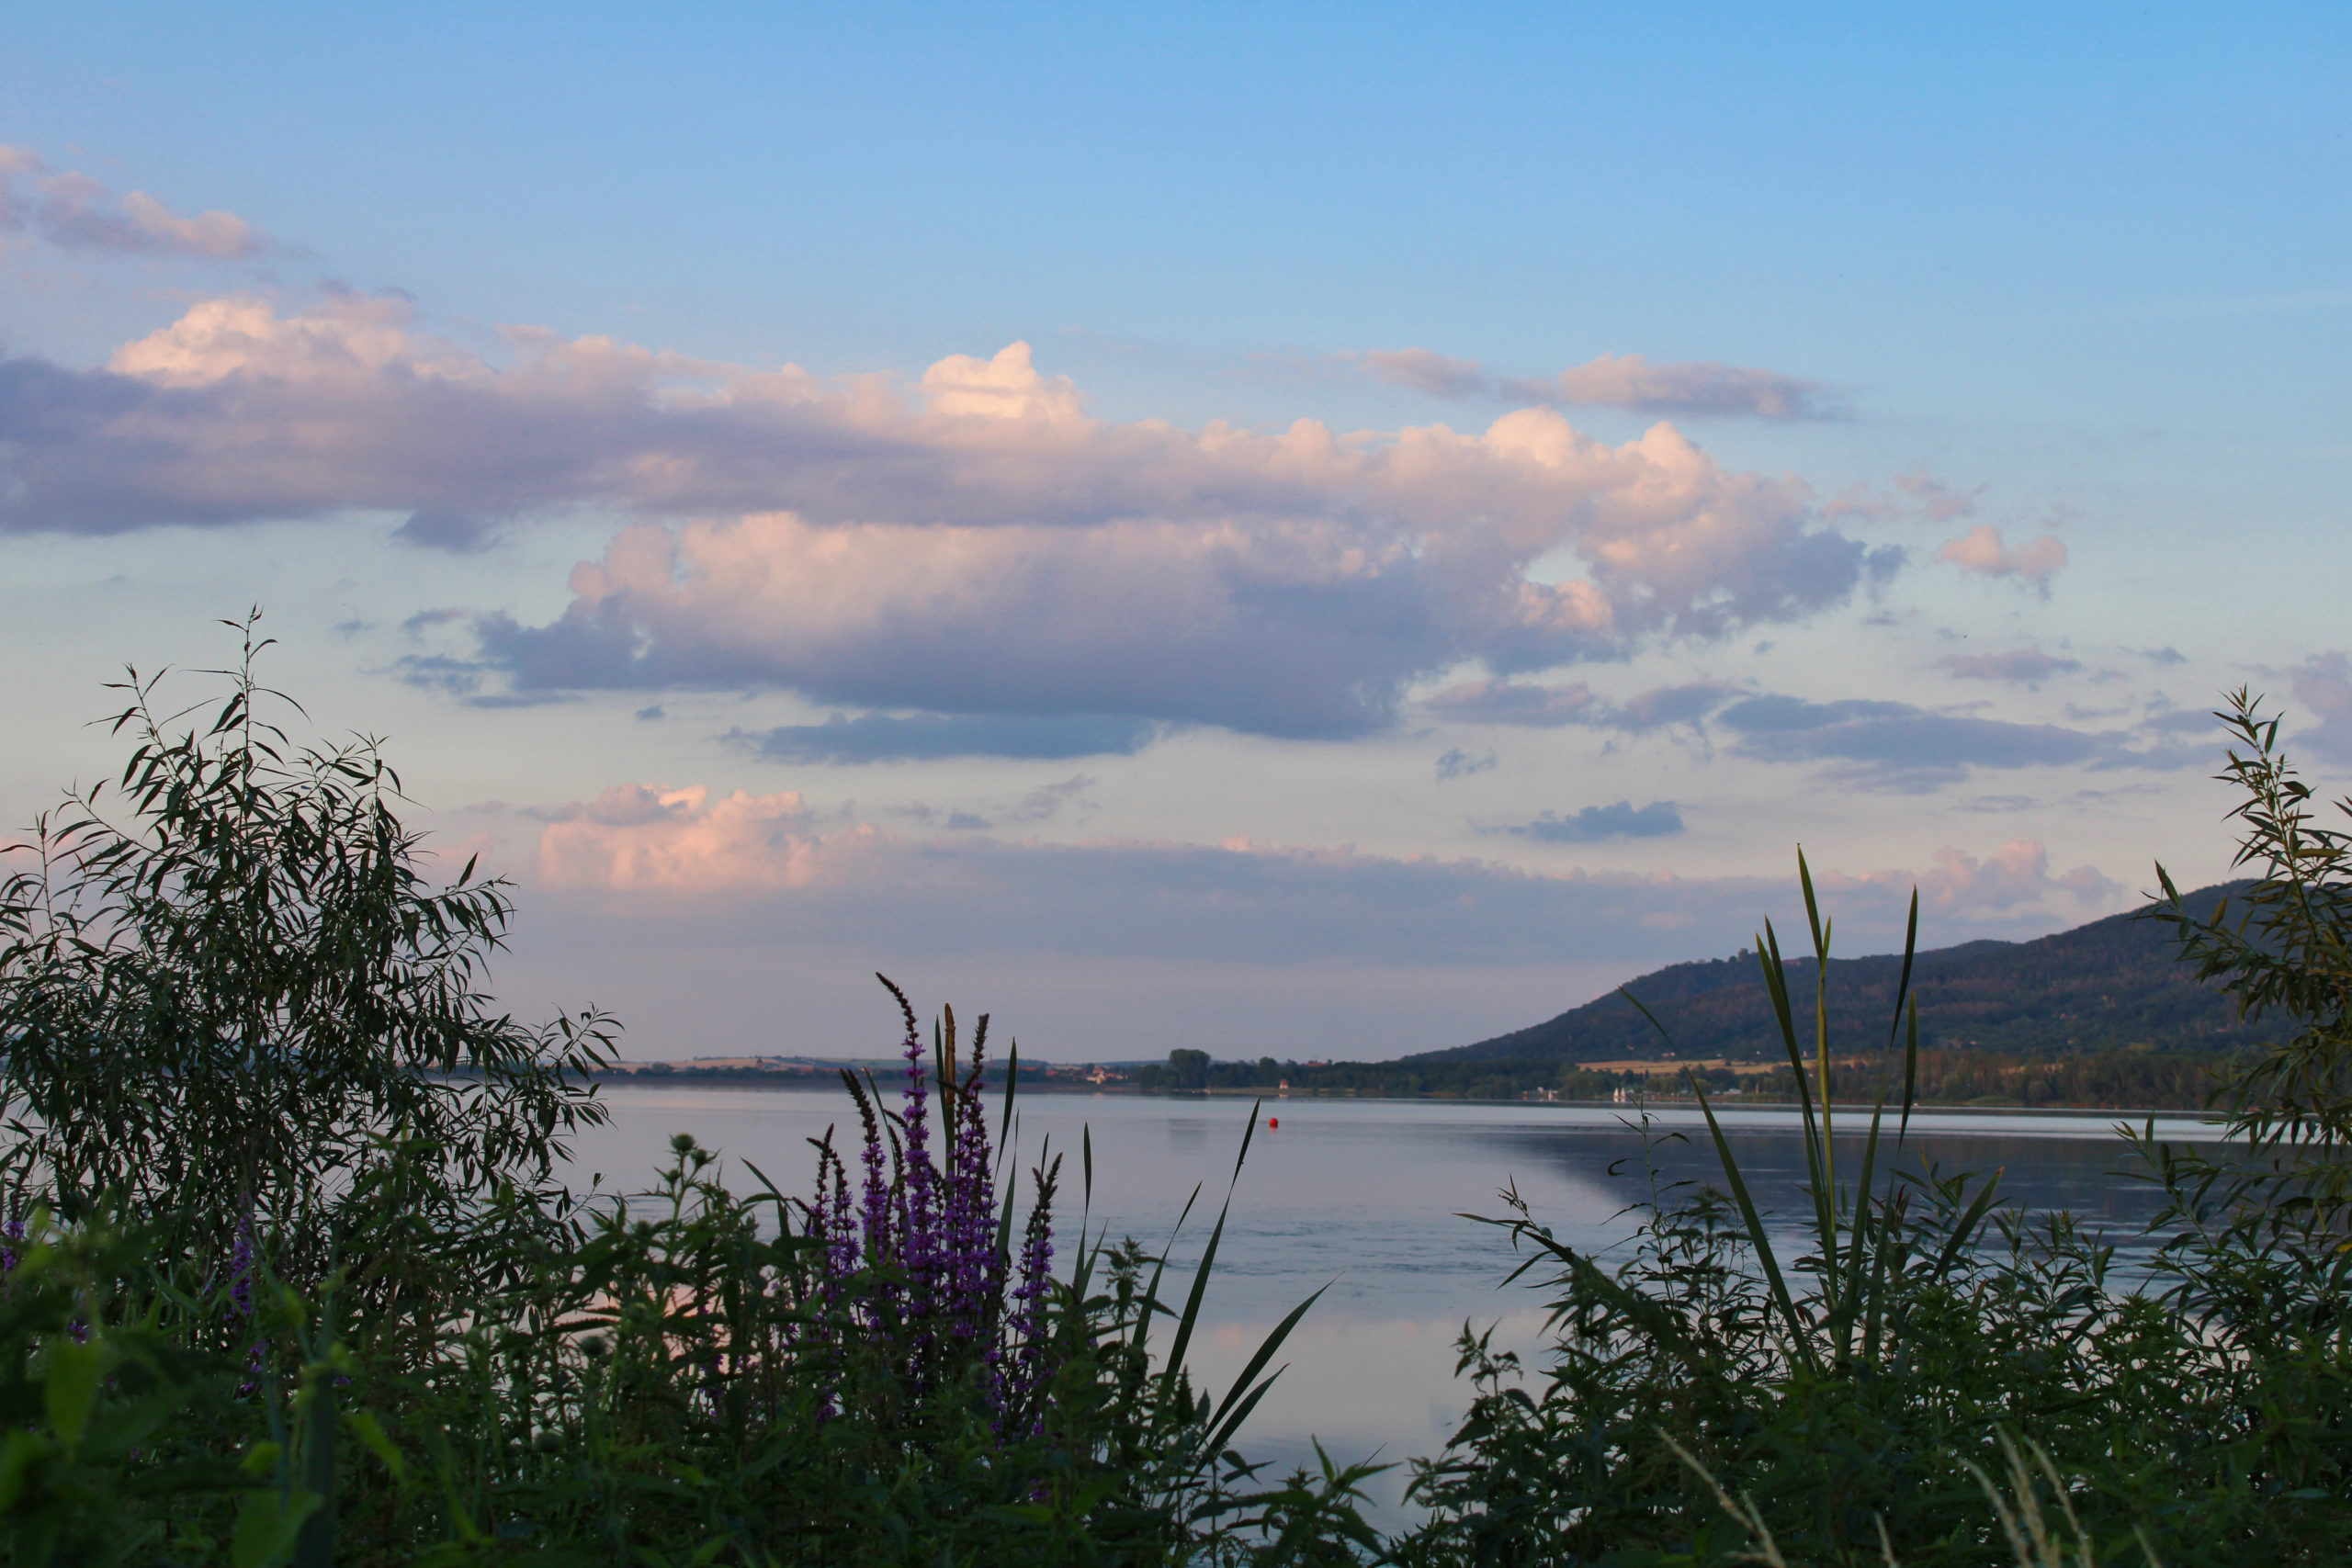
xmin=2 ymin=3 xmax=2346 ymax=1062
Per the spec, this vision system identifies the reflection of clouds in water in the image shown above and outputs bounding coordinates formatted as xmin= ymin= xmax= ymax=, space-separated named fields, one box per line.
xmin=563 ymin=1085 xmax=2214 ymax=1522
xmin=1188 ymin=1309 xmax=1556 ymax=1529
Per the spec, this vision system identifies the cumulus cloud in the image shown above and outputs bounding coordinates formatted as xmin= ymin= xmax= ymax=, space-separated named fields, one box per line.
xmin=534 ymin=784 xmax=854 ymax=893
xmin=0 ymin=148 xmax=269 ymax=259
xmin=1354 ymin=345 xmax=1840 ymax=420
xmin=10 ymin=293 xmax=1888 ymax=735
xmin=1936 ymin=525 xmax=2068 ymax=588
xmin=1494 ymin=800 xmax=1685 ymax=842
xmin=1936 ymin=648 xmax=2083 ymax=685
xmin=731 ymin=712 xmax=1159 ymax=763
xmin=1831 ymin=840 xmax=2120 ymax=919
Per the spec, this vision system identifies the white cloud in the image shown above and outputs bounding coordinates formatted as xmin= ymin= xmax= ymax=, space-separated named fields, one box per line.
xmin=6 ymin=293 xmax=1892 ymax=735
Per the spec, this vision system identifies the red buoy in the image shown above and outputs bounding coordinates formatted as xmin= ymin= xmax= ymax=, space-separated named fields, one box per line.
xmin=1268 ymin=1116 xmax=1279 ymax=1129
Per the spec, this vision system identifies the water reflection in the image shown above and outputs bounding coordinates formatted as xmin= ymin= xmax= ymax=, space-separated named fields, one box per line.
xmin=563 ymin=1087 xmax=2227 ymax=1525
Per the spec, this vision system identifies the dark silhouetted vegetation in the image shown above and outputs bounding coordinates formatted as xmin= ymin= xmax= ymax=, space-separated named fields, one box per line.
xmin=6 ymin=634 xmax=2352 ymax=1564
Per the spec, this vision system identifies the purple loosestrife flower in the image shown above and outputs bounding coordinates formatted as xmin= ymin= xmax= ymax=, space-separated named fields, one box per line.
xmin=942 ymin=1032 xmax=1001 ymax=1344
xmin=841 ymin=1069 xmax=895 ymax=1327
xmin=228 ymin=1207 xmax=256 ymax=1321
xmin=896 ymin=1024 xmax=944 ymax=1376
xmin=0 ymin=1217 xmax=24 ymax=1284
xmin=994 ymin=1153 xmax=1062 ymax=1436
xmin=227 ymin=1203 xmax=264 ymax=1394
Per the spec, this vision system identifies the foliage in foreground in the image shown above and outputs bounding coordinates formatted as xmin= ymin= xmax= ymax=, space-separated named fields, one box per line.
xmin=0 ymin=635 xmax=1376 ymax=1564
xmin=6 ymin=632 xmax=2352 ymax=1565
xmin=1397 ymin=693 xmax=2352 ymax=1566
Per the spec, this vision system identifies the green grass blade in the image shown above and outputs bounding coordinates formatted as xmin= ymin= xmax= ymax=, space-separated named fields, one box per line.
xmin=1900 ymin=995 xmax=1920 ymax=1145
xmin=1931 ymin=1169 xmax=2007 ymax=1280
xmin=1203 ymin=1282 xmax=1331 ymax=1456
xmin=1692 ymin=1074 xmax=1815 ymax=1370
xmin=996 ymin=1038 xmax=1020 ymax=1169
xmin=1160 ymin=1104 xmax=1263 ymax=1395
xmin=1760 ymin=918 xmax=1837 ymax=1270
xmin=1888 ymin=889 xmax=1919 ymax=1052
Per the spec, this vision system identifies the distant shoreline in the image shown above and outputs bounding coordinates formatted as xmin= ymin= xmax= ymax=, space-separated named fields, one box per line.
xmin=583 ymin=1070 xmax=2215 ymax=1120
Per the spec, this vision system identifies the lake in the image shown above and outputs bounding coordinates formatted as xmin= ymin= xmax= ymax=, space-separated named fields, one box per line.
xmin=564 ymin=1083 xmax=2226 ymax=1523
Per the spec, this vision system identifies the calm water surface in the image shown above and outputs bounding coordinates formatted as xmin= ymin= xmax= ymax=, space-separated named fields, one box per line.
xmin=563 ymin=1086 xmax=2226 ymax=1522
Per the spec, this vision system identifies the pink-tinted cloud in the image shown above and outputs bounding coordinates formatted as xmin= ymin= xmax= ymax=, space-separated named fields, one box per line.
xmin=8 ymin=295 xmax=1890 ymax=734
xmin=1824 ymin=839 xmax=2120 ymax=919
xmin=0 ymin=148 xmax=269 ymax=259
xmin=1521 ymin=352 xmax=1839 ymax=421
xmin=1935 ymin=525 xmax=2068 ymax=588
xmin=534 ymin=784 xmax=861 ymax=893
xmin=514 ymin=784 xmax=2126 ymax=962
xmin=1353 ymin=344 xmax=1840 ymax=421
xmin=1360 ymin=347 xmax=1490 ymax=399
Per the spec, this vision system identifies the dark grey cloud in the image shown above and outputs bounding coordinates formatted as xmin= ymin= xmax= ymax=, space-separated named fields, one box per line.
xmin=393 ymin=510 xmax=503 ymax=553
xmin=1496 ymin=800 xmax=1686 ymax=842
xmin=729 ymin=712 xmax=1161 ymax=763
xmin=1714 ymin=694 xmax=2198 ymax=791
xmin=1435 ymin=748 xmax=1497 ymax=781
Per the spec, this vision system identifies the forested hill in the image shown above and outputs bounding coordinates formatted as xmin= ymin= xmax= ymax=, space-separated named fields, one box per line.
xmin=1415 ymin=881 xmax=2283 ymax=1065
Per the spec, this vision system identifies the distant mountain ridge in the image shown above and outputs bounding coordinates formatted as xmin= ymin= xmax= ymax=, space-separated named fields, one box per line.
xmin=1412 ymin=881 xmax=2282 ymax=1065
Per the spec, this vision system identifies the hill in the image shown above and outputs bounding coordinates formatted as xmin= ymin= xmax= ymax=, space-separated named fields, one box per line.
xmin=1413 ymin=881 xmax=2283 ymax=1065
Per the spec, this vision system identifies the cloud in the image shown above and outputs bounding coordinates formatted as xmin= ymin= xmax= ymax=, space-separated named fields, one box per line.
xmin=1521 ymin=353 xmax=1841 ymax=422
xmin=1713 ymin=694 xmax=2192 ymax=790
xmin=1935 ymin=525 xmax=2067 ymax=588
xmin=1495 ymin=800 xmax=1685 ymax=842
xmin=0 ymin=149 xmax=269 ymax=259
xmin=1361 ymin=348 xmax=1490 ymax=399
xmin=1935 ymin=648 xmax=2083 ymax=685
xmin=1866 ymin=840 xmax=2121 ymax=918
xmin=533 ymin=784 xmax=842 ymax=892
xmin=729 ymin=712 xmax=1161 ymax=763
xmin=1434 ymin=747 xmax=1497 ymax=782
xmin=393 ymin=510 xmax=503 ymax=552
xmin=12 ymin=294 xmax=1888 ymax=736
xmin=1426 ymin=677 xmax=1741 ymax=732
xmin=514 ymin=785 xmax=2125 ymax=974
xmin=2290 ymin=651 xmax=2352 ymax=762
xmin=1354 ymin=346 xmax=1840 ymax=421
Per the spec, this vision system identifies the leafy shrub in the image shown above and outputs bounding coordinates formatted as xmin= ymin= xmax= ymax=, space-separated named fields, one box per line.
xmin=1399 ymin=822 xmax=2352 ymax=1565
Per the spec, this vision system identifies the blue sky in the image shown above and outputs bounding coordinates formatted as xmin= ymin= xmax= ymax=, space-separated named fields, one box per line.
xmin=2 ymin=4 xmax=2346 ymax=1060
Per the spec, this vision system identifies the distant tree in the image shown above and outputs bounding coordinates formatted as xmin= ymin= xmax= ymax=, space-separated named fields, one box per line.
xmin=1167 ymin=1047 xmax=1210 ymax=1089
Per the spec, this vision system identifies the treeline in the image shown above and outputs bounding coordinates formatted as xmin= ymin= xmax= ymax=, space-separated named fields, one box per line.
xmin=1133 ymin=1044 xmax=2235 ymax=1110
